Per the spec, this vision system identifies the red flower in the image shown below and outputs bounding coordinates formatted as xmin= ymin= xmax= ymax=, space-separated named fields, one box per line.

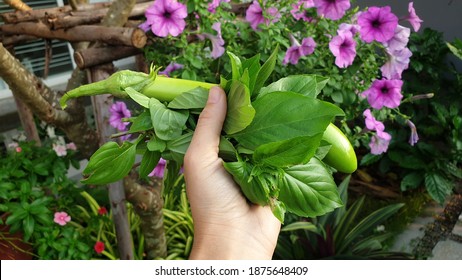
xmin=98 ymin=207 xmax=108 ymax=215
xmin=94 ymin=241 xmax=105 ymax=254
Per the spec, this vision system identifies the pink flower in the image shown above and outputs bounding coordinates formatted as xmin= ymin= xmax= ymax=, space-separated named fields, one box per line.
xmin=207 ymin=0 xmax=230 ymax=13
xmin=196 ymin=22 xmax=225 ymax=58
xmin=109 ymin=101 xmax=131 ymax=131
xmin=363 ymin=79 xmax=403 ymax=110
xmin=15 ymin=147 xmax=22 ymax=153
xmin=94 ymin=241 xmax=105 ymax=254
xmin=148 ymin=158 xmax=166 ymax=178
xmin=369 ymin=132 xmax=391 ymax=155
xmin=314 ymin=0 xmax=351 ymax=21
xmin=53 ymin=144 xmax=67 ymax=157
xmin=66 ymin=142 xmax=77 ymax=151
xmin=406 ymin=120 xmax=419 ymax=146
xmin=338 ymin=23 xmax=360 ymax=35
xmin=329 ymin=30 xmax=357 ymax=68
xmin=383 ymin=25 xmax=410 ymax=52
xmin=290 ymin=0 xmax=315 ymax=22
xmin=357 ymin=6 xmax=398 ymax=43
xmin=381 ymin=47 xmax=412 ymax=80
xmin=403 ymin=2 xmax=423 ymax=32
xmin=283 ymin=34 xmax=316 ymax=65
xmin=139 ymin=0 xmax=187 ymax=38
xmin=245 ymin=1 xmax=281 ymax=31
xmin=159 ymin=62 xmax=184 ymax=77
xmin=54 ymin=211 xmax=71 ymax=226
xmin=98 ymin=207 xmax=108 ymax=215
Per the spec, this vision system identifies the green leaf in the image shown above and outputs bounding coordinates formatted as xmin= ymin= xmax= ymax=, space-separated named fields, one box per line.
xmin=425 ymin=172 xmax=452 ymax=204
xmin=223 ymin=80 xmax=256 ymax=134
xmin=253 ymin=134 xmax=323 ymax=167
xmin=139 ymin=150 xmax=161 ymax=178
xmin=227 ymin=51 xmax=242 ymax=81
xmin=219 ymin=137 xmax=237 ymax=162
xmin=147 ymin=137 xmax=166 ymax=152
xmin=82 ymin=141 xmax=137 ymax=185
xmin=333 ymin=196 xmax=365 ymax=250
xmin=166 ymin=132 xmax=193 ymax=155
xmin=128 ymin=111 xmax=153 ymax=133
xmin=281 ymin=221 xmax=318 ymax=233
xmin=279 ymin=157 xmax=343 ymax=217
xmin=337 ymin=203 xmax=404 ymax=254
xmin=233 ymin=91 xmax=344 ymax=150
xmin=241 ymin=53 xmax=261 ymax=94
xmin=223 ymin=160 xmax=270 ymax=205
xmin=22 ymin=214 xmax=35 ymax=241
xmin=253 ymin=45 xmax=279 ymax=98
xmin=270 ymin=199 xmax=286 ymax=223
xmin=400 ymin=172 xmax=424 ymax=191
xmin=168 ymin=87 xmax=209 ymax=109
xmin=259 ymin=75 xmax=329 ymax=99
xmin=149 ymin=98 xmax=189 ymax=141
xmin=5 ymin=206 xmax=28 ymax=225
xmin=126 ymin=87 xmax=150 ymax=108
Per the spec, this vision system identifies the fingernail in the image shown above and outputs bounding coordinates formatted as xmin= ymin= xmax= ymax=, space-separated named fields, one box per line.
xmin=208 ymin=86 xmax=222 ymax=104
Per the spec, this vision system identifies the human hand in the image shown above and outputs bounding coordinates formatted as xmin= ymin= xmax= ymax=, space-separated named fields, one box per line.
xmin=184 ymin=86 xmax=281 ymax=260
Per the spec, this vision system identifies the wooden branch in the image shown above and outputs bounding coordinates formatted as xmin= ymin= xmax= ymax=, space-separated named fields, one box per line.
xmin=74 ymin=46 xmax=141 ymax=69
xmin=1 ymin=34 xmax=39 ymax=47
xmin=1 ymin=2 xmax=150 ymax=24
xmin=3 ymin=0 xmax=31 ymax=11
xmin=0 ymin=22 xmax=147 ymax=48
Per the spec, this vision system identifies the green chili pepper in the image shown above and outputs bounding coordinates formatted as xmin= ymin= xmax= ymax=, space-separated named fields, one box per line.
xmin=321 ymin=123 xmax=357 ymax=173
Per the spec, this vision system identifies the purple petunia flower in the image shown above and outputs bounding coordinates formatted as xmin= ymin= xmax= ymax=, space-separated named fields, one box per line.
xmin=406 ymin=119 xmax=419 ymax=146
xmin=139 ymin=0 xmax=187 ymax=38
xmin=196 ymin=22 xmax=225 ymax=58
xmin=109 ymin=101 xmax=131 ymax=131
xmin=148 ymin=158 xmax=166 ymax=178
xmin=381 ymin=47 xmax=412 ymax=79
xmin=403 ymin=2 xmax=423 ymax=32
xmin=245 ymin=1 xmax=281 ymax=31
xmin=329 ymin=30 xmax=357 ymax=68
xmin=207 ymin=0 xmax=230 ymax=13
xmin=362 ymin=79 xmax=403 ymax=110
xmin=283 ymin=34 xmax=316 ymax=65
xmin=383 ymin=25 xmax=410 ymax=52
xmin=338 ymin=23 xmax=360 ymax=35
xmin=159 ymin=62 xmax=184 ymax=77
xmin=290 ymin=0 xmax=315 ymax=22
xmin=357 ymin=6 xmax=398 ymax=43
xmin=313 ymin=0 xmax=351 ymax=21
xmin=369 ymin=132 xmax=391 ymax=155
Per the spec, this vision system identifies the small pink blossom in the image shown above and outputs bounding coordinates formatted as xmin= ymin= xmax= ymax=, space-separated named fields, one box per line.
xmin=245 ymin=1 xmax=281 ymax=31
xmin=197 ymin=22 xmax=225 ymax=58
xmin=383 ymin=25 xmax=410 ymax=52
xmin=314 ymin=0 xmax=351 ymax=21
xmin=54 ymin=211 xmax=71 ymax=226
xmin=94 ymin=241 xmax=105 ymax=254
xmin=109 ymin=101 xmax=131 ymax=131
xmin=139 ymin=0 xmax=187 ymax=38
xmin=159 ymin=62 xmax=184 ymax=77
xmin=381 ymin=47 xmax=412 ymax=80
xmin=406 ymin=120 xmax=419 ymax=146
xmin=207 ymin=0 xmax=230 ymax=13
xmin=329 ymin=30 xmax=357 ymax=68
xmin=369 ymin=132 xmax=392 ymax=155
xmin=53 ymin=144 xmax=67 ymax=157
xmin=362 ymin=79 xmax=403 ymax=110
xmin=403 ymin=2 xmax=423 ymax=32
xmin=148 ymin=158 xmax=167 ymax=178
xmin=357 ymin=6 xmax=398 ymax=43
xmin=15 ymin=147 xmax=22 ymax=153
xmin=290 ymin=0 xmax=315 ymax=22
xmin=283 ymin=34 xmax=316 ymax=65
xmin=66 ymin=142 xmax=77 ymax=151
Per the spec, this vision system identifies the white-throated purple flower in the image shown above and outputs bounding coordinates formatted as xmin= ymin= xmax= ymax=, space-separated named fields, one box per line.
xmin=313 ymin=0 xmax=351 ymax=21
xmin=357 ymin=6 xmax=398 ymax=43
xmin=362 ymin=78 xmax=403 ymax=109
xmin=139 ymin=0 xmax=187 ymax=38
xmin=383 ymin=25 xmax=410 ymax=52
xmin=283 ymin=34 xmax=316 ymax=65
xmin=369 ymin=132 xmax=391 ymax=155
xmin=403 ymin=2 xmax=423 ymax=32
xmin=109 ymin=101 xmax=131 ymax=131
xmin=196 ymin=22 xmax=225 ymax=59
xmin=329 ymin=30 xmax=357 ymax=68
xmin=406 ymin=119 xmax=419 ymax=146
xmin=381 ymin=47 xmax=412 ymax=79
xmin=245 ymin=1 xmax=281 ymax=31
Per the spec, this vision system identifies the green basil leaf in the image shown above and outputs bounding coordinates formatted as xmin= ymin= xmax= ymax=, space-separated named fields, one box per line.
xmin=253 ymin=45 xmax=279 ymax=98
xmin=279 ymin=157 xmax=343 ymax=217
xmin=241 ymin=53 xmax=261 ymax=94
xmin=168 ymin=87 xmax=209 ymax=109
xmin=219 ymin=136 xmax=237 ymax=162
xmin=128 ymin=111 xmax=153 ymax=133
xmin=126 ymin=87 xmax=150 ymax=108
xmin=270 ymin=199 xmax=286 ymax=223
xmin=253 ymin=134 xmax=323 ymax=167
xmin=233 ymin=91 xmax=344 ymax=150
xmin=139 ymin=150 xmax=161 ymax=178
xmin=223 ymin=160 xmax=270 ymax=205
xmin=147 ymin=137 xmax=166 ymax=152
xmin=227 ymin=51 xmax=242 ymax=81
xmin=259 ymin=75 xmax=329 ymax=99
xmin=82 ymin=141 xmax=137 ymax=185
xmin=149 ymin=98 xmax=189 ymax=141
xmin=22 ymin=214 xmax=34 ymax=241
xmin=166 ymin=132 xmax=193 ymax=154
xmin=224 ymin=80 xmax=256 ymax=134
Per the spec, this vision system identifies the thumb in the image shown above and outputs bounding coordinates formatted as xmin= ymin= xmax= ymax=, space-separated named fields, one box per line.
xmin=187 ymin=86 xmax=227 ymax=160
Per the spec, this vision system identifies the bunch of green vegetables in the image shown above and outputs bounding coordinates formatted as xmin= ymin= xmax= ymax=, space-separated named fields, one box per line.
xmin=60 ymin=48 xmax=357 ymax=222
